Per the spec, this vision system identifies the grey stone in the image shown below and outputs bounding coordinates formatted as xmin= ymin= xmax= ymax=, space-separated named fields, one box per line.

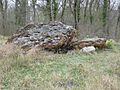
xmin=80 ymin=46 xmax=96 ymax=53
xmin=9 ymin=21 xmax=76 ymax=52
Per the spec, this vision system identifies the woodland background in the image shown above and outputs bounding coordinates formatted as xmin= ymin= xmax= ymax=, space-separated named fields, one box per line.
xmin=0 ymin=0 xmax=120 ymax=40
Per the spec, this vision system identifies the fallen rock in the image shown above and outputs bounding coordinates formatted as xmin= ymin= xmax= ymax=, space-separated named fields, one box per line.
xmin=80 ymin=46 xmax=96 ymax=54
xmin=72 ymin=38 xmax=107 ymax=49
xmin=7 ymin=21 xmax=76 ymax=53
xmin=7 ymin=21 xmax=107 ymax=53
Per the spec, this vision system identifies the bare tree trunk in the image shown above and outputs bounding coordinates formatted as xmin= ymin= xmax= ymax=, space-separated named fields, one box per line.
xmin=46 ymin=0 xmax=52 ymax=21
xmin=74 ymin=0 xmax=78 ymax=29
xmin=89 ymin=0 xmax=94 ymax=24
xmin=96 ymin=0 xmax=100 ymax=11
xmin=84 ymin=0 xmax=89 ymax=23
xmin=15 ymin=0 xmax=20 ymax=25
xmin=21 ymin=0 xmax=27 ymax=26
xmin=0 ymin=0 xmax=8 ymax=35
xmin=106 ymin=0 xmax=110 ymax=38
xmin=102 ymin=0 xmax=110 ymax=38
xmin=69 ymin=0 xmax=74 ymax=14
xmin=60 ymin=0 xmax=66 ymax=22
xmin=69 ymin=0 xmax=80 ymax=29
xmin=53 ymin=0 xmax=58 ymax=21
xmin=115 ymin=4 xmax=120 ymax=40
xmin=117 ymin=4 xmax=120 ymax=28
xmin=77 ymin=0 xmax=80 ymax=23
xmin=73 ymin=0 xmax=81 ymax=29
xmin=32 ymin=0 xmax=37 ymax=22
xmin=15 ymin=0 xmax=27 ymax=26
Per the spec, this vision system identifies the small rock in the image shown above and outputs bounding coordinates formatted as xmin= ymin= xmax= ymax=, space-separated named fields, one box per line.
xmin=80 ymin=46 xmax=96 ymax=54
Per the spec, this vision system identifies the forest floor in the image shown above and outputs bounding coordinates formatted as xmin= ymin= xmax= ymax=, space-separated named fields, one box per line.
xmin=0 ymin=36 xmax=120 ymax=90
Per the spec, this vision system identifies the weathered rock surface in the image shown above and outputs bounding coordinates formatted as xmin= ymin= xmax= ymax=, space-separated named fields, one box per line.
xmin=71 ymin=38 xmax=107 ymax=50
xmin=7 ymin=22 xmax=107 ymax=53
xmin=7 ymin=22 xmax=76 ymax=53
xmin=80 ymin=46 xmax=96 ymax=54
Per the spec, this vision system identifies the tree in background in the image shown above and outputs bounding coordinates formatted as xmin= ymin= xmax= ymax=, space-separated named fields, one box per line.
xmin=84 ymin=0 xmax=89 ymax=23
xmin=53 ymin=0 xmax=58 ymax=21
xmin=117 ymin=4 xmax=120 ymax=28
xmin=89 ymin=0 xmax=94 ymax=24
xmin=60 ymin=0 xmax=67 ymax=22
xmin=32 ymin=0 xmax=37 ymax=22
xmin=102 ymin=0 xmax=110 ymax=38
xmin=0 ymin=0 xmax=8 ymax=35
xmin=69 ymin=0 xmax=81 ymax=29
xmin=115 ymin=3 xmax=120 ymax=40
xmin=15 ymin=0 xmax=27 ymax=26
xmin=46 ymin=0 xmax=52 ymax=21
xmin=0 ymin=0 xmax=120 ymax=40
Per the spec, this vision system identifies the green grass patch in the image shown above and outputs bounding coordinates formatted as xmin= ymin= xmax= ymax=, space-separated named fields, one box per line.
xmin=0 ymin=42 xmax=120 ymax=90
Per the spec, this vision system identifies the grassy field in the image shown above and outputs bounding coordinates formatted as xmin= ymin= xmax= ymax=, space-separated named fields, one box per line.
xmin=0 ymin=36 xmax=120 ymax=90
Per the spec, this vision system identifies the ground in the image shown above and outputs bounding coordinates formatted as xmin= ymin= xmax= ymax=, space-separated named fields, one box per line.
xmin=0 ymin=36 xmax=120 ymax=90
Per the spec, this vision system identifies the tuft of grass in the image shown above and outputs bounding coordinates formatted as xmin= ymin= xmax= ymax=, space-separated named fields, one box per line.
xmin=0 ymin=35 xmax=7 ymax=46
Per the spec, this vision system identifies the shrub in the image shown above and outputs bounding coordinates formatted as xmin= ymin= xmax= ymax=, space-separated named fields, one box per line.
xmin=105 ymin=39 xmax=115 ymax=49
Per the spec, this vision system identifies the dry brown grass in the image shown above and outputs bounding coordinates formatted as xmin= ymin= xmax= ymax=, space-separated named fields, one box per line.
xmin=0 ymin=37 xmax=120 ymax=90
xmin=0 ymin=43 xmax=24 ymax=59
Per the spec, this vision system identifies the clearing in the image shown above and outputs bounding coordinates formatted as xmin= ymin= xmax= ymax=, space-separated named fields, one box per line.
xmin=0 ymin=36 xmax=120 ymax=90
